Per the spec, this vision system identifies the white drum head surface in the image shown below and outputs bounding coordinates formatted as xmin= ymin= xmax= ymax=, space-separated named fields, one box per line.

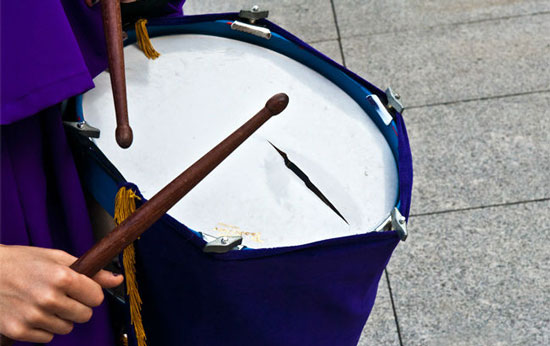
xmin=83 ymin=34 xmax=398 ymax=248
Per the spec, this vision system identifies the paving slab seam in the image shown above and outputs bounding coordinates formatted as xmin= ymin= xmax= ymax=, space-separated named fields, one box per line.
xmin=338 ymin=10 xmax=550 ymax=41
xmin=410 ymin=197 xmax=550 ymax=218
xmin=307 ymin=38 xmax=340 ymax=45
xmin=385 ymin=269 xmax=404 ymax=346
xmin=329 ymin=0 xmax=347 ymax=67
xmin=310 ymin=6 xmax=403 ymax=343
xmin=389 ymin=200 xmax=550 ymax=345
xmin=404 ymin=89 xmax=550 ymax=111
xmin=315 ymin=5 xmax=402 ymax=344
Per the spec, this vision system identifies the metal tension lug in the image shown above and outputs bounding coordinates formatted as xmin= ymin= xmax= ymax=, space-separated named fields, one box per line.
xmin=385 ymin=87 xmax=404 ymax=114
xmin=374 ymin=208 xmax=408 ymax=241
xmin=232 ymin=6 xmax=271 ymax=39
xmin=391 ymin=208 xmax=408 ymax=241
xmin=203 ymin=235 xmax=243 ymax=253
xmin=239 ymin=5 xmax=269 ymax=24
xmin=63 ymin=121 xmax=101 ymax=138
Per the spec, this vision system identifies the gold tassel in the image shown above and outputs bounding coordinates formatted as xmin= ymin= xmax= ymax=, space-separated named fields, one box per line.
xmin=115 ymin=187 xmax=147 ymax=346
xmin=135 ymin=19 xmax=160 ymax=60
xmin=121 ymin=333 xmax=129 ymax=346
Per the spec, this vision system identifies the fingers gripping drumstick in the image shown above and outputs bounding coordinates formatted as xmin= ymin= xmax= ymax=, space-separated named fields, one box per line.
xmin=0 ymin=93 xmax=289 ymax=345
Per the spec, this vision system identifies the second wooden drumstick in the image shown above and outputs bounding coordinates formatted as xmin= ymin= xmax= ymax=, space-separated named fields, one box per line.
xmin=101 ymin=0 xmax=133 ymax=149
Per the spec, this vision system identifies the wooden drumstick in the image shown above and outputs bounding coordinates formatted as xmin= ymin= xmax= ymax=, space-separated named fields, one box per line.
xmin=101 ymin=0 xmax=133 ymax=148
xmin=71 ymin=92 xmax=288 ymax=275
xmin=0 ymin=93 xmax=289 ymax=345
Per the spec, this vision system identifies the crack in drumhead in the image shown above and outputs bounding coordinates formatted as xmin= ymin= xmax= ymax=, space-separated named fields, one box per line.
xmin=267 ymin=141 xmax=349 ymax=225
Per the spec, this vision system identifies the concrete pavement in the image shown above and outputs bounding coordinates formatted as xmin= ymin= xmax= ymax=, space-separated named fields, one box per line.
xmin=183 ymin=2 xmax=550 ymax=344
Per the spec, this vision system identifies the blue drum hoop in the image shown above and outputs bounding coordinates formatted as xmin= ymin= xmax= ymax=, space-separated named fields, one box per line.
xmin=75 ymin=13 xmax=413 ymax=237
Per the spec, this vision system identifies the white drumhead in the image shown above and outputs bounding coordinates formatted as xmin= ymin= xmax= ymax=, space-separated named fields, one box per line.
xmin=83 ymin=34 xmax=398 ymax=248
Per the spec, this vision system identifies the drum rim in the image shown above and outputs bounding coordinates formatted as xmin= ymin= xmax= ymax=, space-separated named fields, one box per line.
xmin=70 ymin=14 xmax=413 ymax=253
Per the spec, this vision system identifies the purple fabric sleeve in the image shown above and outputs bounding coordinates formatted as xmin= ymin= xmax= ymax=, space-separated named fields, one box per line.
xmin=0 ymin=1 xmax=97 ymax=125
xmin=0 ymin=1 xmax=186 ymax=345
xmin=0 ymin=0 xmax=187 ymax=125
xmin=156 ymin=0 xmax=187 ymax=18
xmin=59 ymin=0 xmax=109 ymax=78
xmin=1 ymin=107 xmax=115 ymax=346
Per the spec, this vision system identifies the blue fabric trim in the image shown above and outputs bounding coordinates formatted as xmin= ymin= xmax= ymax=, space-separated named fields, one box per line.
xmin=394 ymin=112 xmax=413 ymax=219
xmin=75 ymin=95 xmax=84 ymax=122
xmin=76 ymin=140 xmax=125 ymax=216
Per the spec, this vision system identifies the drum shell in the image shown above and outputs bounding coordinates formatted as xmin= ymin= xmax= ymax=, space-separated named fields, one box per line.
xmin=69 ymin=13 xmax=413 ymax=346
xmin=127 ymin=187 xmax=400 ymax=346
xmin=69 ymin=136 xmax=401 ymax=346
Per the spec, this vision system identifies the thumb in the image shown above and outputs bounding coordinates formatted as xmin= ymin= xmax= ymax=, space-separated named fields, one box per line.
xmin=92 ymin=270 xmax=124 ymax=288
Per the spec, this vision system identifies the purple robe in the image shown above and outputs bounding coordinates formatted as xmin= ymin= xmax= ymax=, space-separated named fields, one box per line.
xmin=1 ymin=1 xmax=185 ymax=345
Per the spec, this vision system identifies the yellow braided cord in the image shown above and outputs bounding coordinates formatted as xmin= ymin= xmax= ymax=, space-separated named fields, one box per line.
xmin=115 ymin=187 xmax=147 ymax=346
xmin=135 ymin=19 xmax=160 ymax=60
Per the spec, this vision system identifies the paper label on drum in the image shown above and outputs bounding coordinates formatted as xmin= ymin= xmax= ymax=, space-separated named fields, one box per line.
xmin=83 ymin=34 xmax=399 ymax=248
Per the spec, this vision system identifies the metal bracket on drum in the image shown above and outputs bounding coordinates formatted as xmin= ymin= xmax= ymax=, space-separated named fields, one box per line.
xmin=202 ymin=233 xmax=244 ymax=253
xmin=385 ymin=87 xmax=404 ymax=114
xmin=239 ymin=5 xmax=269 ymax=24
xmin=63 ymin=121 xmax=101 ymax=138
xmin=374 ymin=207 xmax=408 ymax=241
xmin=231 ymin=21 xmax=272 ymax=39
xmin=232 ymin=6 xmax=272 ymax=39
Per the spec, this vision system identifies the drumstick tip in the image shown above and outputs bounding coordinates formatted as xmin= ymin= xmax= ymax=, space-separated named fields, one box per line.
xmin=116 ymin=125 xmax=133 ymax=149
xmin=266 ymin=93 xmax=289 ymax=116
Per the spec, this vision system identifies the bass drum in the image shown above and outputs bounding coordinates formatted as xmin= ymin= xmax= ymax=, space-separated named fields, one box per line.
xmin=73 ymin=13 xmax=412 ymax=346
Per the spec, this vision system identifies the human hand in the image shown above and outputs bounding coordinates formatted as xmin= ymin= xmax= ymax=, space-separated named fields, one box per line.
xmin=0 ymin=245 xmax=123 ymax=343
